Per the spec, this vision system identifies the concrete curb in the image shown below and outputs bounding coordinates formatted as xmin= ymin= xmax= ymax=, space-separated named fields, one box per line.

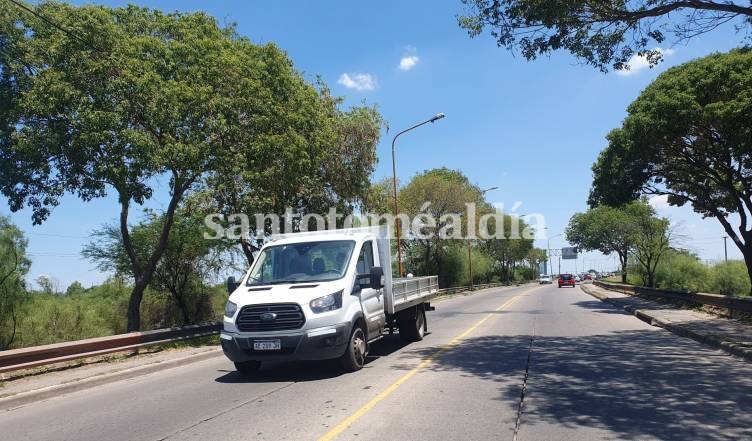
xmin=0 ymin=347 xmax=222 ymax=411
xmin=580 ymin=284 xmax=752 ymax=363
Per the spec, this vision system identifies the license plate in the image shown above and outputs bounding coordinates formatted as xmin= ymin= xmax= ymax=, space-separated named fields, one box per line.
xmin=253 ymin=340 xmax=281 ymax=351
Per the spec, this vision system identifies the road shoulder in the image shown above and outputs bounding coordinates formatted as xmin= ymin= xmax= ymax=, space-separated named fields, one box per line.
xmin=0 ymin=346 xmax=221 ymax=410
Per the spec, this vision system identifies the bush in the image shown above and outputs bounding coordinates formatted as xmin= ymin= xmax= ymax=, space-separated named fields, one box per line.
xmin=709 ymin=261 xmax=750 ymax=297
xmin=653 ymin=250 xmax=709 ymax=292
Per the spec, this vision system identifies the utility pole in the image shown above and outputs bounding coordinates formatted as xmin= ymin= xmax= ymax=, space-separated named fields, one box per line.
xmin=723 ymin=236 xmax=728 ymax=262
xmin=467 ymin=241 xmax=473 ymax=289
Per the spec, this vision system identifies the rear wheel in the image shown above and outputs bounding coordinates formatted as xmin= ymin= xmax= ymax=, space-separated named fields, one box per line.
xmin=399 ymin=307 xmax=426 ymax=342
xmin=234 ymin=360 xmax=261 ymax=377
xmin=340 ymin=323 xmax=367 ymax=372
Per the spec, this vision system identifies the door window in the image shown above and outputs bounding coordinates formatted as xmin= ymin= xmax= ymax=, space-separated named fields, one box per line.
xmin=356 ymin=241 xmax=374 ymax=275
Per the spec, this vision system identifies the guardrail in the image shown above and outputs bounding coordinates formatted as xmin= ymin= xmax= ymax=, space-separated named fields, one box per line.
xmin=594 ymin=281 xmax=752 ymax=315
xmin=1 ymin=282 xmax=533 ymax=375
xmin=0 ymin=322 xmax=221 ymax=374
xmin=437 ymin=281 xmax=530 ymax=296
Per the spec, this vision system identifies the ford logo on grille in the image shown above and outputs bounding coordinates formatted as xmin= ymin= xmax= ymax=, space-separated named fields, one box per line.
xmin=260 ymin=312 xmax=277 ymax=321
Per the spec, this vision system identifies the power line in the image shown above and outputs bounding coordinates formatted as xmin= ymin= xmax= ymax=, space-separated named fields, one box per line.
xmin=4 ymin=0 xmax=99 ymax=51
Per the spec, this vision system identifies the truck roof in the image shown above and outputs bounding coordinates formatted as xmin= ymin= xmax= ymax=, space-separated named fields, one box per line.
xmin=269 ymin=227 xmax=389 ymax=246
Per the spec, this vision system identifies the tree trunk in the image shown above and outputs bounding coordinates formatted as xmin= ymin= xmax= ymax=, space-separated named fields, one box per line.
xmin=620 ymin=251 xmax=628 ymax=284
xmin=239 ymin=237 xmax=255 ymax=266
xmin=742 ymin=244 xmax=752 ymax=296
xmin=126 ymin=277 xmax=149 ymax=332
xmin=170 ymin=287 xmax=192 ymax=325
xmin=124 ymin=177 xmax=190 ymax=332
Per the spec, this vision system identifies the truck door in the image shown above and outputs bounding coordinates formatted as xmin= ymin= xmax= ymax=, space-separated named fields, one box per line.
xmin=355 ymin=240 xmax=385 ymax=339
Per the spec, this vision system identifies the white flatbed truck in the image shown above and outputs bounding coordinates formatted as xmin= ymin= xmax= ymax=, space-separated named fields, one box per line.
xmin=221 ymin=227 xmax=439 ymax=374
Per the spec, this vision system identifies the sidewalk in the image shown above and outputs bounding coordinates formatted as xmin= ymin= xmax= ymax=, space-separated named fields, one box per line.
xmin=580 ymin=283 xmax=752 ymax=362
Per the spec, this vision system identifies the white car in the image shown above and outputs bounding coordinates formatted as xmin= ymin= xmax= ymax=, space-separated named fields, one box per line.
xmin=539 ymin=274 xmax=552 ymax=284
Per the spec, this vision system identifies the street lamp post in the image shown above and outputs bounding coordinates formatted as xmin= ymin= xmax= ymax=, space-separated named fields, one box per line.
xmin=392 ymin=113 xmax=445 ymax=278
xmin=467 ymin=186 xmax=499 ymax=289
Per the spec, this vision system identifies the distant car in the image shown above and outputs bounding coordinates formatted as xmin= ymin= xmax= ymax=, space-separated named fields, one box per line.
xmin=558 ymin=273 xmax=575 ymax=288
xmin=583 ymin=274 xmax=593 ymax=281
xmin=539 ymin=274 xmax=552 ymax=284
xmin=575 ymin=275 xmax=581 ymax=282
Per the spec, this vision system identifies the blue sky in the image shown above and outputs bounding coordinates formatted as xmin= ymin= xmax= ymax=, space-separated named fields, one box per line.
xmin=2 ymin=0 xmax=745 ymax=288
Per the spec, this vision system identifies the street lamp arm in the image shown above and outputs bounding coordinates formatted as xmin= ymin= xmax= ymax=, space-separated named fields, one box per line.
xmin=391 ymin=113 xmax=446 ymax=154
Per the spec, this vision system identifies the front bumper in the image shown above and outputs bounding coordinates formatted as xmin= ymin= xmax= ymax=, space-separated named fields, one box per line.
xmin=220 ymin=323 xmax=350 ymax=363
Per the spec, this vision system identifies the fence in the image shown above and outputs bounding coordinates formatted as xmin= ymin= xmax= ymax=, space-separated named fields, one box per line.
xmin=594 ymin=281 xmax=752 ymax=315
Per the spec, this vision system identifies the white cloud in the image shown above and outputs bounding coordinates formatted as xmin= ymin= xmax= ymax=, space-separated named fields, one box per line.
xmin=337 ymin=73 xmax=376 ymax=91
xmin=649 ymin=194 xmax=670 ymax=210
xmin=616 ymin=47 xmax=675 ymax=76
xmin=398 ymin=55 xmax=420 ymax=71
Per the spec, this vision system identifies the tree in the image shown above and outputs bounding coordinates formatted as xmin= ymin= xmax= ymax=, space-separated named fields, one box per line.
xmin=65 ymin=281 xmax=85 ymax=296
xmin=589 ymin=48 xmax=752 ymax=294
xmin=35 ymin=275 xmax=60 ymax=295
xmin=566 ymin=201 xmax=653 ymax=283
xmin=361 ymin=177 xmax=395 ymax=216
xmin=83 ymin=202 xmax=232 ymax=326
xmin=0 ymin=215 xmax=30 ymax=350
xmin=632 ymin=215 xmax=672 ymax=288
xmin=458 ymin=0 xmax=752 ymax=72
xmin=482 ymin=214 xmax=534 ymax=283
xmin=0 ymin=3 xmax=363 ymax=330
xmin=206 ymin=100 xmax=383 ymax=266
xmin=398 ymin=168 xmax=486 ymax=286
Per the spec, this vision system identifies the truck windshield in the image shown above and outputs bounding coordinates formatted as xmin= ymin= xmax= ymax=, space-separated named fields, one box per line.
xmin=246 ymin=240 xmax=356 ymax=286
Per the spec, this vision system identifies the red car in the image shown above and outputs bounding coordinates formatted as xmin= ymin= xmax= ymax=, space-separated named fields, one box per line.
xmin=583 ymin=274 xmax=593 ymax=281
xmin=558 ymin=273 xmax=576 ymax=288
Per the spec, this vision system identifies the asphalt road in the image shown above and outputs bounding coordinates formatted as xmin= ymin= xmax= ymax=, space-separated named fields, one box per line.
xmin=2 ymin=284 xmax=751 ymax=441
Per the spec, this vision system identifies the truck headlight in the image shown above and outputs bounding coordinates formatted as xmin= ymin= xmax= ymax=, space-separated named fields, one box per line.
xmin=310 ymin=290 xmax=343 ymax=313
xmin=224 ymin=301 xmax=238 ymax=318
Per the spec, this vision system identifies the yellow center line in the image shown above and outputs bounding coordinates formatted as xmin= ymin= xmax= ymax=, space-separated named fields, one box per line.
xmin=317 ymin=290 xmax=529 ymax=441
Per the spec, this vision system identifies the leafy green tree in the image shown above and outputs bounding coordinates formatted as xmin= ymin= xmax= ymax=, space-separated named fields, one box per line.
xmin=566 ymin=201 xmax=653 ymax=283
xmin=0 ymin=3 xmax=366 ymax=330
xmin=0 ymin=215 xmax=30 ymax=350
xmin=83 ymin=203 xmax=232 ymax=326
xmin=632 ymin=214 xmax=672 ymax=288
xmin=589 ymin=48 xmax=752 ymax=294
xmin=361 ymin=177 xmax=395 ymax=216
xmin=65 ymin=281 xmax=85 ymax=296
xmin=205 ymin=83 xmax=383 ymax=265
xmin=482 ymin=214 xmax=534 ymax=283
xmin=458 ymin=0 xmax=752 ymax=72
xmin=398 ymin=168 xmax=487 ymax=286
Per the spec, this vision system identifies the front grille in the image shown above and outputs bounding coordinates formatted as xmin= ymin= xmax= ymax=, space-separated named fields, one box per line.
xmin=236 ymin=303 xmax=306 ymax=332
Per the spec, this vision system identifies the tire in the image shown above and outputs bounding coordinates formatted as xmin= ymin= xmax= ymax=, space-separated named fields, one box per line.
xmin=234 ymin=360 xmax=261 ymax=377
xmin=400 ymin=307 xmax=426 ymax=342
xmin=340 ymin=323 xmax=367 ymax=372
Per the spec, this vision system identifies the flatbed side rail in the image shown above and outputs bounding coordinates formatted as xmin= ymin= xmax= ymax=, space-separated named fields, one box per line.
xmin=392 ymin=276 xmax=439 ymax=308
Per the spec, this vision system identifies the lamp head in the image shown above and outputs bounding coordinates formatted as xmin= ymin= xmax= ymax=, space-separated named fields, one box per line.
xmin=430 ymin=113 xmax=445 ymax=122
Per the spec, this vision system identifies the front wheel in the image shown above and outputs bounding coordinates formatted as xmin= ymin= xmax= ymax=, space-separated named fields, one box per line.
xmin=340 ymin=324 xmax=367 ymax=372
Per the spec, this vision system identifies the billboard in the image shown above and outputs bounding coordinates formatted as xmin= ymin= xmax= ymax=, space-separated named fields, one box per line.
xmin=561 ymin=247 xmax=578 ymax=260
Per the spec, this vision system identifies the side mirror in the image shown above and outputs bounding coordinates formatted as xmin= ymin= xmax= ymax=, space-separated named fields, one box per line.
xmin=226 ymin=276 xmax=238 ymax=295
xmin=370 ymin=266 xmax=384 ymax=290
